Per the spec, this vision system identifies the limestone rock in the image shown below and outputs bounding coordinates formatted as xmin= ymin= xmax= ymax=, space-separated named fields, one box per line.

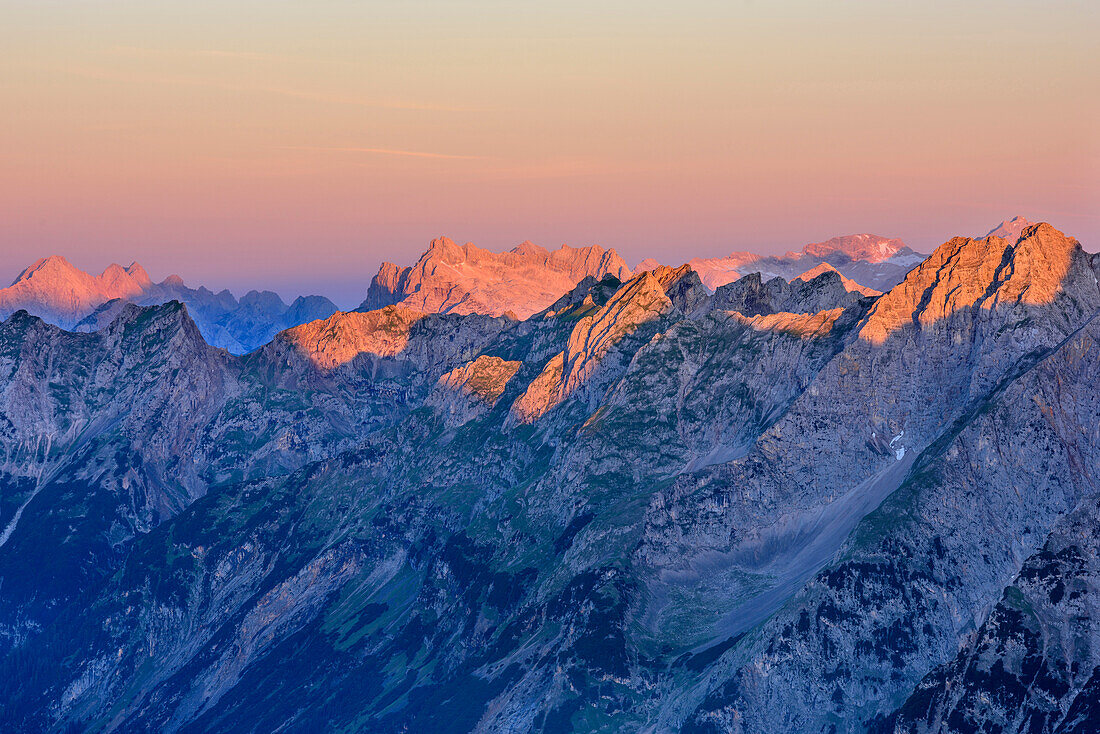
xmin=358 ymin=237 xmax=632 ymax=319
xmin=430 ymin=355 xmax=523 ymax=427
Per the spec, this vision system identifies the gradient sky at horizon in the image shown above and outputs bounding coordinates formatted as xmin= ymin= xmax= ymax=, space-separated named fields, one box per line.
xmin=3 ymin=1 xmax=1098 ymax=306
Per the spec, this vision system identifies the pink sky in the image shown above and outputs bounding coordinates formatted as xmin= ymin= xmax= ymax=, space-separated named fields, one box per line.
xmin=2 ymin=1 xmax=1097 ymax=306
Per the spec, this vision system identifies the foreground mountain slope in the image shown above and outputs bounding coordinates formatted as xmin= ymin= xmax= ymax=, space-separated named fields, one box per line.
xmin=0 ymin=264 xmax=863 ymax=730
xmin=681 ymin=300 xmax=1100 ymax=732
xmin=664 ymin=224 xmax=1100 ymax=731
xmin=0 ymin=300 xmax=510 ymax=661
xmin=0 ymin=227 xmax=1098 ymax=732
xmin=0 ymin=302 xmax=235 ymax=654
xmin=881 ymin=486 xmax=1100 ymax=733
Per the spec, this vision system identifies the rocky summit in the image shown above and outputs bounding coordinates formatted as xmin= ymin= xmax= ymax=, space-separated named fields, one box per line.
xmin=1 ymin=223 xmax=1100 ymax=733
xmin=984 ymin=214 xmax=1035 ymax=241
xmin=360 ymin=237 xmax=633 ymax=319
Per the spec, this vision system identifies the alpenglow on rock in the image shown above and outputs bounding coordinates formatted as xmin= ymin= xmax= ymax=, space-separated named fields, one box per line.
xmin=675 ymin=232 xmax=925 ymax=293
xmin=2 ymin=223 xmax=1100 ymax=734
xmin=0 ymin=256 xmax=153 ymax=329
xmin=358 ymin=236 xmax=633 ymax=318
xmin=0 ymin=257 xmax=338 ymax=354
xmin=983 ymin=214 xmax=1034 ymax=241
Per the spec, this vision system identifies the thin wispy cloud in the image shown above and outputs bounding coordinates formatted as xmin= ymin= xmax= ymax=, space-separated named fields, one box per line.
xmin=277 ymin=145 xmax=484 ymax=160
xmin=56 ymin=65 xmax=476 ymax=113
xmin=111 ymin=45 xmax=287 ymax=62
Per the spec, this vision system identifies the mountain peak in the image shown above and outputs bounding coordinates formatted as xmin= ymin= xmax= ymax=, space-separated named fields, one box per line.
xmin=860 ymin=223 xmax=1085 ymax=345
xmin=239 ymin=290 xmax=287 ymax=310
xmin=427 ymin=236 xmax=459 ymax=250
xmin=423 ymin=236 xmax=465 ymax=260
xmin=10 ymin=255 xmax=82 ymax=286
xmin=1000 ymin=222 xmax=1082 ymax=304
xmin=794 ymin=262 xmax=881 ymax=296
xmin=676 ymin=234 xmax=921 ymax=294
xmin=983 ymin=215 xmax=1033 ymax=241
xmin=125 ymin=262 xmax=153 ymax=287
xmin=795 ymin=261 xmax=840 ymax=277
xmin=511 ymin=240 xmax=550 ymax=257
xmin=97 ymin=262 xmax=151 ymax=300
xmin=511 ymin=269 xmax=673 ymax=423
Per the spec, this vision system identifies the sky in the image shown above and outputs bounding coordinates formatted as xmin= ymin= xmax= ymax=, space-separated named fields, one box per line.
xmin=2 ymin=1 xmax=1098 ymax=307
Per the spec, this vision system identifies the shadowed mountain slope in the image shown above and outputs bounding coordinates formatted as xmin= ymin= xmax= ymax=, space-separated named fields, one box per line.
xmin=0 ymin=225 xmax=1098 ymax=733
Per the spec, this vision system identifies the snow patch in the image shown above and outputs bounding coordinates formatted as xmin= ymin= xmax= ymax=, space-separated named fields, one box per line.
xmin=891 ymin=432 xmax=905 ymax=459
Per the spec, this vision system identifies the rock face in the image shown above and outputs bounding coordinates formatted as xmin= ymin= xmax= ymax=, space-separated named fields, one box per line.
xmin=359 ymin=237 xmax=633 ymax=318
xmin=882 ymin=493 xmax=1100 ymax=734
xmin=687 ymin=234 xmax=925 ymax=292
xmin=511 ymin=267 xmax=681 ymax=424
xmin=0 ymin=258 xmax=338 ymax=354
xmin=278 ymin=307 xmax=427 ymax=370
xmin=658 ymin=224 xmax=1100 ymax=732
xmin=1 ymin=223 xmax=1099 ymax=734
xmin=0 ymin=298 xmax=511 ymax=665
xmin=859 ymin=223 xmax=1079 ymax=345
xmin=0 ymin=302 xmax=235 ymax=654
xmin=709 ymin=265 xmax=872 ymax=316
xmin=430 ymin=356 xmax=523 ymax=427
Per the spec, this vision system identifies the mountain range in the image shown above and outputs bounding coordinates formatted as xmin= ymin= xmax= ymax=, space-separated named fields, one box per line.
xmin=1 ymin=231 xmax=912 ymax=349
xmin=3 ymin=220 xmax=1100 ymax=732
xmin=359 ymin=232 xmax=922 ymax=320
xmin=0 ymin=256 xmax=338 ymax=354
xmin=636 ymin=233 xmax=925 ymax=293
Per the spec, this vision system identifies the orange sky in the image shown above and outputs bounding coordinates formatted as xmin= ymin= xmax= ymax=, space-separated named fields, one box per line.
xmin=3 ymin=1 xmax=1098 ymax=305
